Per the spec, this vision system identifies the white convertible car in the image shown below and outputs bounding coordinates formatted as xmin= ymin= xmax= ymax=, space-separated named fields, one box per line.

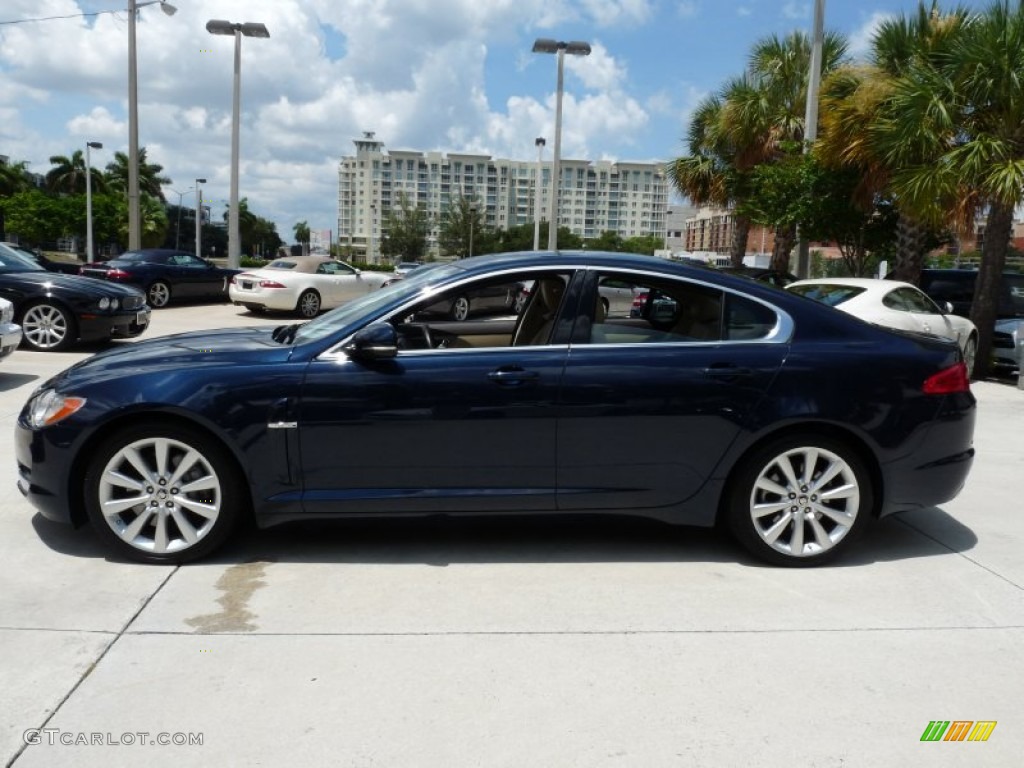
xmin=229 ymin=256 xmax=389 ymax=317
xmin=787 ymin=277 xmax=979 ymax=375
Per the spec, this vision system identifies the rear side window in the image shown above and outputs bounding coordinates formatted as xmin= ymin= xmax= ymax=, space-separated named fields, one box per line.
xmin=725 ymin=294 xmax=778 ymax=340
xmin=788 ymin=283 xmax=865 ymax=306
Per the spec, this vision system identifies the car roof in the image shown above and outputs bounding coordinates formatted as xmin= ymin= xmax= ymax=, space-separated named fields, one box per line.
xmin=266 ymin=255 xmax=336 ymax=273
xmin=790 ymin=277 xmax=915 ymax=291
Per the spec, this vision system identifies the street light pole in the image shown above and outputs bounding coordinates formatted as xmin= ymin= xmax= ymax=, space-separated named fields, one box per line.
xmin=533 ymin=137 xmax=545 ymax=251
xmin=194 ymin=177 xmax=206 ymax=259
xmin=127 ymin=0 xmax=177 ymax=251
xmin=85 ymin=141 xmax=103 ymax=262
xmin=468 ymin=201 xmax=478 ymax=258
xmin=795 ymin=0 xmax=825 ymax=278
xmin=206 ymin=19 xmax=270 ymax=269
xmin=172 ymin=186 xmax=193 ymax=251
xmin=369 ymin=203 xmax=376 ymax=264
xmin=533 ymin=39 xmax=591 ymax=252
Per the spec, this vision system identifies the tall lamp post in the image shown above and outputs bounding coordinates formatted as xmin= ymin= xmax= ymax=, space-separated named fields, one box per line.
xmin=194 ymin=178 xmax=207 ymax=259
xmin=128 ymin=0 xmax=177 ymax=251
xmin=795 ymin=0 xmax=825 ymax=278
xmin=533 ymin=137 xmax=546 ymax=250
xmin=206 ymin=19 xmax=270 ymax=269
xmin=468 ymin=200 xmax=478 ymax=258
xmin=171 ymin=186 xmax=193 ymax=251
xmin=369 ymin=203 xmax=376 ymax=263
xmin=85 ymin=141 xmax=103 ymax=262
xmin=532 ymin=39 xmax=591 ymax=251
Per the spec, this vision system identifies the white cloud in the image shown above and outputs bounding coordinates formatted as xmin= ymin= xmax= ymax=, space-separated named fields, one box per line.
xmin=579 ymin=0 xmax=656 ymax=27
xmin=849 ymin=12 xmax=893 ymax=61
xmin=782 ymin=2 xmax=809 ymax=21
xmin=565 ymin=42 xmax=627 ymax=92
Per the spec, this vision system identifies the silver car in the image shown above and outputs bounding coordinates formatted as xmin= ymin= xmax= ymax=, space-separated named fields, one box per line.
xmin=0 ymin=297 xmax=23 ymax=360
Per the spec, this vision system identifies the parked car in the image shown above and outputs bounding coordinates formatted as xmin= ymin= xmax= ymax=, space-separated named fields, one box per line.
xmin=716 ymin=265 xmax=798 ymax=287
xmin=16 ymin=251 xmax=975 ymax=567
xmin=80 ymin=249 xmax=240 ymax=308
xmin=787 ymin=277 xmax=978 ymax=375
xmin=393 ymin=261 xmax=424 ymax=277
xmin=0 ymin=242 xmax=82 ymax=275
xmin=915 ymin=268 xmax=1024 ymax=373
xmin=229 ymin=256 xmax=390 ymax=318
xmin=0 ymin=242 xmax=150 ymax=351
xmin=0 ymin=297 xmax=22 ymax=360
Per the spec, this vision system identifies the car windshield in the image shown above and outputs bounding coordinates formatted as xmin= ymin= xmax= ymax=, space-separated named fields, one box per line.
xmin=266 ymin=260 xmax=299 ymax=270
xmin=113 ymin=251 xmax=150 ymax=263
xmin=291 ymin=262 xmax=463 ymax=345
xmin=788 ymin=283 xmax=865 ymax=307
xmin=0 ymin=243 xmax=46 ymax=273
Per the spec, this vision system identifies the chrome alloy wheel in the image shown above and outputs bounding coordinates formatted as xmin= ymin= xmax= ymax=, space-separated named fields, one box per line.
xmin=97 ymin=436 xmax=223 ymax=555
xmin=22 ymin=303 xmax=70 ymax=350
xmin=748 ymin=446 xmax=861 ymax=558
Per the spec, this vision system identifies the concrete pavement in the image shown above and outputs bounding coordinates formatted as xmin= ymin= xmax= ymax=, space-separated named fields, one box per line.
xmin=1 ymin=302 xmax=1021 ymax=767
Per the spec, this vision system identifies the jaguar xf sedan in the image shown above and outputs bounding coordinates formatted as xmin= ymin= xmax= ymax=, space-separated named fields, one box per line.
xmin=16 ymin=251 xmax=975 ymax=566
xmin=229 ymin=255 xmax=390 ymax=318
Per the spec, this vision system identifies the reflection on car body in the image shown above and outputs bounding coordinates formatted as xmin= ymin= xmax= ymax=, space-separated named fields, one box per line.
xmin=16 ymin=250 xmax=975 ymax=568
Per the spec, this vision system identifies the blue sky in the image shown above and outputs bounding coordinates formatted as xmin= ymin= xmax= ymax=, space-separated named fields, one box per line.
xmin=0 ymin=0 xmax=993 ymax=243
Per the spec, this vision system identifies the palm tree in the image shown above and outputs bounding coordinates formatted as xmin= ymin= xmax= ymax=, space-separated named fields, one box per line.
xmin=103 ymin=148 xmax=171 ymax=201
xmin=720 ymin=31 xmax=847 ymax=270
xmin=293 ymin=220 xmax=311 ymax=254
xmin=816 ymin=1 xmax=973 ymax=284
xmin=0 ymin=159 xmax=33 ymax=197
xmin=879 ymin=0 xmax=1024 ymax=378
xmin=46 ymin=150 xmax=104 ymax=195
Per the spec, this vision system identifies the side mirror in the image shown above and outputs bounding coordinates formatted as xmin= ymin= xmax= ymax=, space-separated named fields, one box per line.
xmin=354 ymin=268 xmax=362 ymax=276
xmin=343 ymin=322 xmax=398 ymax=360
xmin=944 ymin=301 xmax=954 ymax=314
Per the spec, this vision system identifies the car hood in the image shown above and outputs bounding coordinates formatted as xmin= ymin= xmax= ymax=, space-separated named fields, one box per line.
xmin=4 ymin=271 xmax=144 ymax=298
xmin=52 ymin=326 xmax=295 ymax=389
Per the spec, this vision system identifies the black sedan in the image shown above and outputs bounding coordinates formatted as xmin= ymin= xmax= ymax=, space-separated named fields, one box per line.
xmin=0 ymin=242 xmax=150 ymax=351
xmin=80 ymin=249 xmax=240 ymax=308
xmin=0 ymin=242 xmax=83 ymax=275
xmin=16 ymin=251 xmax=975 ymax=566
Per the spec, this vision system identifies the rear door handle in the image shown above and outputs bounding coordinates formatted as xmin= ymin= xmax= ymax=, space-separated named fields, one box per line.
xmin=703 ymin=364 xmax=753 ymax=381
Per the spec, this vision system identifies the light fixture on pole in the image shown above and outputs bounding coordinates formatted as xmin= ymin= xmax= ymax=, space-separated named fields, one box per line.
xmin=194 ymin=177 xmax=207 ymax=259
xmin=85 ymin=141 xmax=103 ymax=263
xmin=171 ymin=186 xmax=193 ymax=251
xmin=206 ymin=19 xmax=271 ymax=269
xmin=532 ymin=38 xmax=590 ymax=251
xmin=128 ymin=0 xmax=177 ymax=252
xmin=533 ymin=137 xmax=546 ymax=251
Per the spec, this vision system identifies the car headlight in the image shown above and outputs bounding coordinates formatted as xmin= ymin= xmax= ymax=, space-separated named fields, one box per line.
xmin=99 ymin=297 xmax=110 ymax=310
xmin=0 ymin=305 xmax=11 ymax=324
xmin=27 ymin=389 xmax=87 ymax=429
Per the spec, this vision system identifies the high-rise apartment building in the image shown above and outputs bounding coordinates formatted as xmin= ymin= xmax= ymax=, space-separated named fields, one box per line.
xmin=338 ymin=133 xmax=668 ymax=262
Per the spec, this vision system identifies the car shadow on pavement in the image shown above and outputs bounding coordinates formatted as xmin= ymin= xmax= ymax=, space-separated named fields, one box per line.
xmin=29 ymin=505 xmax=977 ymax=569
xmin=0 ymin=372 xmax=38 ymax=392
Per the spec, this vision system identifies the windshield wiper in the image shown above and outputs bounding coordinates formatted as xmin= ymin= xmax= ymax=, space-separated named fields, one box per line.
xmin=272 ymin=323 xmax=301 ymax=344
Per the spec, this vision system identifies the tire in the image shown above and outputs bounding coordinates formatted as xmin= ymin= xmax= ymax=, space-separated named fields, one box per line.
xmin=243 ymin=303 xmax=266 ymax=314
xmin=296 ymin=289 xmax=321 ymax=318
xmin=147 ymin=280 xmax=171 ymax=308
xmin=726 ymin=434 xmax=872 ymax=567
xmin=963 ymin=334 xmax=977 ymax=378
xmin=83 ymin=423 xmax=245 ymax=564
xmin=601 ymin=297 xmax=610 ymax=315
xmin=450 ymin=295 xmax=470 ymax=321
xmin=20 ymin=301 xmax=78 ymax=352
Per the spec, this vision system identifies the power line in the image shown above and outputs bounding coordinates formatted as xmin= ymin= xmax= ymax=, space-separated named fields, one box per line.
xmin=0 ymin=9 xmax=122 ymax=26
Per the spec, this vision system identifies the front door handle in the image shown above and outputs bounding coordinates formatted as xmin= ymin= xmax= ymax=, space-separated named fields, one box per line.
xmin=488 ymin=367 xmax=540 ymax=386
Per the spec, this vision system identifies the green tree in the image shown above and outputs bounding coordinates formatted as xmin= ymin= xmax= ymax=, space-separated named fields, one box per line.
xmin=381 ymin=192 xmax=432 ymax=261
xmin=46 ymin=150 xmax=105 ymax=195
xmin=438 ymin=195 xmax=488 ymax=258
xmin=103 ymin=148 xmax=171 ymax=201
xmin=0 ymin=190 xmax=70 ymax=243
xmin=589 ymin=230 xmax=625 ymax=252
xmin=0 ymin=159 xmax=33 ymax=197
xmin=293 ymin=220 xmax=311 ymax=254
xmin=621 ymin=234 xmax=664 ymax=255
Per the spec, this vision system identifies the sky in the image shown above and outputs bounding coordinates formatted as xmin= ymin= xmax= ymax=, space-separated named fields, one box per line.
xmin=0 ymin=0 xmax=994 ymax=244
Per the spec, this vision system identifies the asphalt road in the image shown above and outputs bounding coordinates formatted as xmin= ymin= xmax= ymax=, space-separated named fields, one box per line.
xmin=1 ymin=301 xmax=1021 ymax=767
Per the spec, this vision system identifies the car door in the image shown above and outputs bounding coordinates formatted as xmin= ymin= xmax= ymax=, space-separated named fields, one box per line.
xmin=557 ymin=269 xmax=789 ymax=510
xmin=174 ymin=252 xmax=225 ymax=298
xmin=318 ymin=261 xmax=367 ymax=307
xmin=296 ymin=269 xmax=579 ymax=516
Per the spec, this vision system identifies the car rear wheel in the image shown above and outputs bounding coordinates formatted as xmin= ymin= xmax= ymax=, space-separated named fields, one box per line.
xmin=726 ymin=435 xmax=872 ymax=567
xmin=84 ymin=424 xmax=244 ymax=564
xmin=147 ymin=281 xmax=171 ymax=308
xmin=296 ymin=290 xmax=321 ymax=318
xmin=20 ymin=301 xmax=77 ymax=352
xmin=450 ymin=295 xmax=470 ymax=321
xmin=963 ymin=334 xmax=977 ymax=377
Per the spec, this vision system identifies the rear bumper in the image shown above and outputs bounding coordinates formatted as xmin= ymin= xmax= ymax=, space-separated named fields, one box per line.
xmin=1 ymin=322 xmax=21 ymax=358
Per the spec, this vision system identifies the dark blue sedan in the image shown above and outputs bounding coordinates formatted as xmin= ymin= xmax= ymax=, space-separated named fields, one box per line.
xmin=15 ymin=252 xmax=976 ymax=566
xmin=80 ymin=249 xmax=240 ymax=308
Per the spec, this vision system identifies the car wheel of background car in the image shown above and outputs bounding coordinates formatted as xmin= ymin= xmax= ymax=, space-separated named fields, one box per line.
xmin=83 ymin=423 xmax=245 ymax=564
xmin=147 ymin=280 xmax=171 ymax=308
xmin=513 ymin=291 xmax=528 ymax=315
xmin=19 ymin=301 xmax=77 ymax=352
xmin=243 ymin=303 xmax=266 ymax=314
xmin=451 ymin=296 xmax=470 ymax=321
xmin=963 ymin=334 xmax=977 ymax=377
xmin=601 ymin=297 xmax=610 ymax=315
xmin=296 ymin=289 xmax=321 ymax=318
xmin=726 ymin=434 xmax=872 ymax=567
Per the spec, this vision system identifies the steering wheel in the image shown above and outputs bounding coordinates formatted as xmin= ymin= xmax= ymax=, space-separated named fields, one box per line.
xmin=417 ymin=323 xmax=433 ymax=349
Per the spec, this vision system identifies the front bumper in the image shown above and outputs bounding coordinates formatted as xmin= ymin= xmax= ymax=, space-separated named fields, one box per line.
xmin=78 ymin=308 xmax=151 ymax=343
xmin=15 ymin=419 xmax=77 ymax=524
xmin=1 ymin=321 xmax=22 ymax=358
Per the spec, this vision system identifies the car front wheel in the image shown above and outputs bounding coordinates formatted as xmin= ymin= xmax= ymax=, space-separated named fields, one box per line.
xmin=20 ymin=301 xmax=77 ymax=352
xmin=963 ymin=334 xmax=977 ymax=377
xmin=726 ymin=435 xmax=872 ymax=567
xmin=83 ymin=424 xmax=244 ymax=564
xmin=450 ymin=296 xmax=470 ymax=321
xmin=296 ymin=290 xmax=321 ymax=318
xmin=147 ymin=281 xmax=171 ymax=308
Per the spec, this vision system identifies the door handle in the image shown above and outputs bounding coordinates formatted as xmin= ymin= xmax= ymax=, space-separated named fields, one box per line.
xmin=703 ymin=364 xmax=753 ymax=381
xmin=488 ymin=368 xmax=539 ymax=385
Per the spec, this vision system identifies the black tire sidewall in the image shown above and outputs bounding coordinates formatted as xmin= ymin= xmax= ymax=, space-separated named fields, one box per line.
xmin=726 ymin=434 xmax=873 ymax=567
xmin=83 ymin=423 xmax=245 ymax=564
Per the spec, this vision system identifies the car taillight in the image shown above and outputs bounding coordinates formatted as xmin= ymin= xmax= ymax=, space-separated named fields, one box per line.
xmin=107 ymin=268 xmax=131 ymax=279
xmin=632 ymin=292 xmax=648 ymax=308
xmin=258 ymin=280 xmax=287 ymax=289
xmin=923 ymin=362 xmax=971 ymax=394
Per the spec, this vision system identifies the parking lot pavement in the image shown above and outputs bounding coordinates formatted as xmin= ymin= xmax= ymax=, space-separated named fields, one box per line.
xmin=1 ymin=302 xmax=1022 ymax=767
